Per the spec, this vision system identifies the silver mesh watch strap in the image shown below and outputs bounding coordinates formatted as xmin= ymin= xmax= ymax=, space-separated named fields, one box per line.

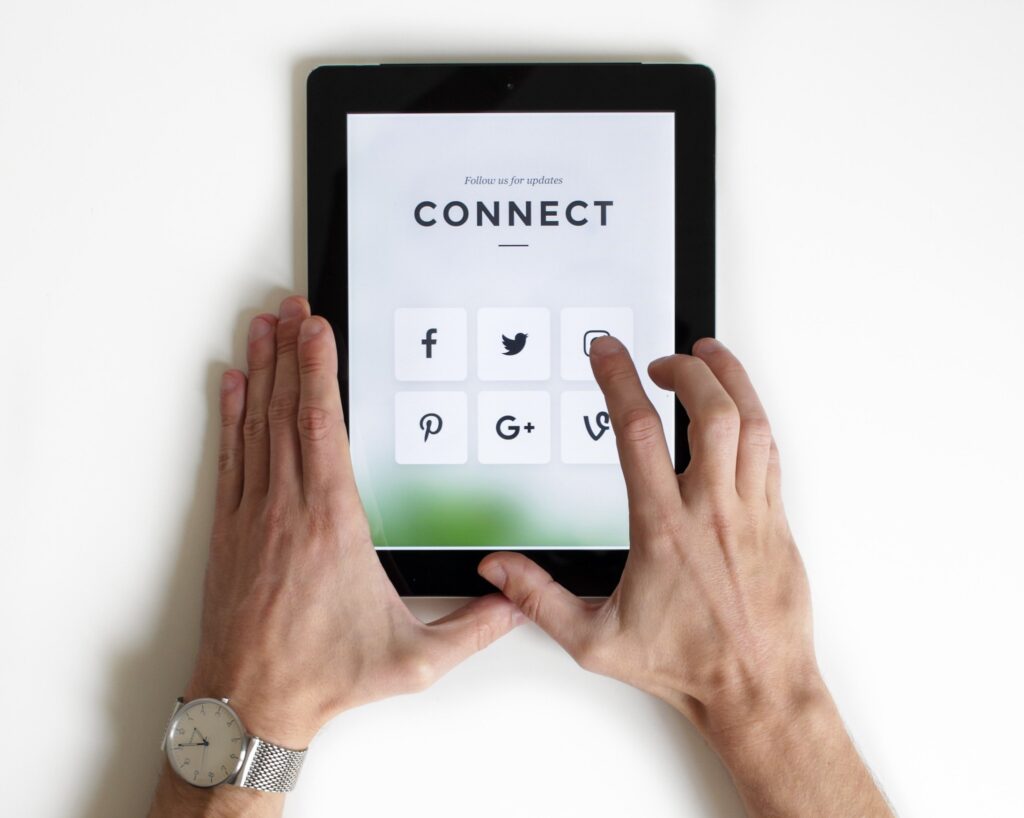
xmin=236 ymin=737 xmax=307 ymax=793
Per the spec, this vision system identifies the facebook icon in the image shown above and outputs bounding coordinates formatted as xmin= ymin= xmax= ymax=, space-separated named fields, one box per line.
xmin=421 ymin=327 xmax=438 ymax=358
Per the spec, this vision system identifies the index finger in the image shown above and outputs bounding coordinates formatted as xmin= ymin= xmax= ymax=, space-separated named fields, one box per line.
xmin=296 ymin=315 xmax=359 ymax=502
xmin=588 ymin=336 xmax=683 ymax=537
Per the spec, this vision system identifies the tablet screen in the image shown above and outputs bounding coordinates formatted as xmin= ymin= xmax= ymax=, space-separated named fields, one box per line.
xmin=346 ymin=112 xmax=676 ymax=549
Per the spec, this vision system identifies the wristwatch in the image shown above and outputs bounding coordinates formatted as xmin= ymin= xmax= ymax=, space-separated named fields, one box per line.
xmin=161 ymin=697 xmax=307 ymax=792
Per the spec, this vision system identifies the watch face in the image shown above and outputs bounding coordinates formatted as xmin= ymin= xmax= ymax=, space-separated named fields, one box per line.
xmin=166 ymin=698 xmax=247 ymax=787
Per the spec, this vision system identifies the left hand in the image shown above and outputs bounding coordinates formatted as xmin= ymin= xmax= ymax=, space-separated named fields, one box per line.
xmin=187 ymin=295 xmax=524 ymax=749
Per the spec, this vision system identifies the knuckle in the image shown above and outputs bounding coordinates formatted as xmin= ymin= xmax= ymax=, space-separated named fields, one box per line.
xmin=742 ymin=415 xmax=773 ymax=447
xmin=303 ymin=501 xmax=337 ymax=538
xmin=699 ymin=401 xmax=741 ymax=437
xmin=708 ymin=506 xmax=734 ymax=536
xmin=718 ymin=358 xmax=748 ymax=381
xmin=246 ymin=341 xmax=275 ymax=371
xmin=267 ymin=390 xmax=299 ymax=424
xmin=617 ymin=405 xmax=663 ymax=444
xmin=597 ymin=358 xmax=636 ymax=386
xmin=298 ymin=350 xmax=327 ymax=377
xmin=647 ymin=514 xmax=688 ymax=549
xmin=673 ymin=355 xmax=718 ymax=391
xmin=298 ymin=359 xmax=323 ymax=377
xmin=220 ymin=409 xmax=242 ymax=429
xmin=261 ymin=495 xmax=292 ymax=534
xmin=515 ymin=583 xmax=548 ymax=623
xmin=275 ymin=334 xmax=299 ymax=358
xmin=217 ymin=447 xmax=240 ymax=475
xmin=242 ymin=413 xmax=268 ymax=441
xmin=297 ymin=404 xmax=334 ymax=442
xmin=672 ymin=354 xmax=706 ymax=378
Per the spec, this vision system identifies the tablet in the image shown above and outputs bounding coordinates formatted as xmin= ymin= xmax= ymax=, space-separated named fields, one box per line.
xmin=308 ymin=63 xmax=714 ymax=596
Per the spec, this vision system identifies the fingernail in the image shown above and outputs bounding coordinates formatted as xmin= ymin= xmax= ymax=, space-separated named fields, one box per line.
xmin=649 ymin=354 xmax=674 ymax=367
xmin=249 ymin=316 xmax=273 ymax=341
xmin=280 ymin=297 xmax=305 ymax=320
xmin=220 ymin=370 xmax=239 ymax=393
xmin=588 ymin=335 xmax=623 ymax=358
xmin=693 ymin=337 xmax=721 ymax=355
xmin=479 ymin=561 xmax=507 ymax=590
xmin=299 ymin=317 xmax=324 ymax=341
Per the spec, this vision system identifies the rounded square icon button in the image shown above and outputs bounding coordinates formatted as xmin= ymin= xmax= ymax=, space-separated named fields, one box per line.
xmin=477 ymin=308 xmax=551 ymax=381
xmin=395 ymin=391 xmax=467 ymax=464
xmin=478 ymin=391 xmax=551 ymax=464
xmin=394 ymin=308 xmax=467 ymax=381
xmin=561 ymin=391 xmax=619 ymax=465
xmin=560 ymin=307 xmax=634 ymax=381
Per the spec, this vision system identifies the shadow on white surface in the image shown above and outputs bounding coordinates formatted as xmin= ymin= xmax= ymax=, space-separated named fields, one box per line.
xmin=79 ymin=361 xmax=221 ymax=818
xmin=407 ymin=601 xmax=747 ymax=818
xmin=78 ymin=296 xmax=289 ymax=818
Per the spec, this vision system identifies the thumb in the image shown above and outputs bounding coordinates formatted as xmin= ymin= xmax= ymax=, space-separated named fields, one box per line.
xmin=478 ymin=553 xmax=594 ymax=656
xmin=422 ymin=593 xmax=525 ymax=679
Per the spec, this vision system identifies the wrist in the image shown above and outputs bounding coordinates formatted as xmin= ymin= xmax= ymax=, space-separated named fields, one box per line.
xmin=682 ymin=671 xmax=894 ymax=818
xmin=150 ymin=758 xmax=283 ymax=817
xmin=184 ymin=666 xmax=322 ymax=750
xmin=699 ymin=671 xmax=839 ymax=764
xmin=667 ymin=661 xmax=835 ymax=762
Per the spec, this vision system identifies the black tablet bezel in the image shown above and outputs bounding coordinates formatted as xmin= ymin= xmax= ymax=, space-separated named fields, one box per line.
xmin=308 ymin=62 xmax=714 ymax=596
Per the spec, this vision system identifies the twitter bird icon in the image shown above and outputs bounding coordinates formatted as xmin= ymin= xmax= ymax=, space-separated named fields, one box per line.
xmin=501 ymin=332 xmax=528 ymax=356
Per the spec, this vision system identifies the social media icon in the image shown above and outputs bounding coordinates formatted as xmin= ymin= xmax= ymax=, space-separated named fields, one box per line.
xmin=419 ymin=412 xmax=443 ymax=441
xmin=395 ymin=309 xmax=466 ymax=381
xmin=501 ymin=332 xmax=528 ymax=356
xmin=561 ymin=309 xmax=634 ymax=380
xmin=583 ymin=411 xmax=611 ymax=441
xmin=395 ymin=392 xmax=467 ymax=464
xmin=560 ymin=391 xmax=619 ymax=464
xmin=583 ymin=330 xmax=610 ymax=356
xmin=478 ymin=391 xmax=550 ymax=463
xmin=477 ymin=309 xmax=550 ymax=381
xmin=421 ymin=328 xmax=438 ymax=358
xmin=495 ymin=414 xmax=536 ymax=440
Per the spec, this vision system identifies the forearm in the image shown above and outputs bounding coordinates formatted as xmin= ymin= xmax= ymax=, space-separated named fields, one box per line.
xmin=148 ymin=762 xmax=284 ymax=818
xmin=697 ymin=678 xmax=893 ymax=818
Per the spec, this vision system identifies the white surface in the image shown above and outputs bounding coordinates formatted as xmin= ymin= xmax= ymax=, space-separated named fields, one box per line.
xmin=1 ymin=1 xmax=1022 ymax=816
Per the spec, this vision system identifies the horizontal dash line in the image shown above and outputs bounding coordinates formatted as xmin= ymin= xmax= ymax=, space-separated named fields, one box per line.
xmin=498 ymin=243 xmax=529 ymax=247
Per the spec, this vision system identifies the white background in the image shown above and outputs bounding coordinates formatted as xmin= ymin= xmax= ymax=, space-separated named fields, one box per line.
xmin=1 ymin=1 xmax=1022 ymax=816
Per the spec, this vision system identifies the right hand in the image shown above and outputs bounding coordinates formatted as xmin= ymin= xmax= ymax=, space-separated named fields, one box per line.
xmin=478 ymin=336 xmax=822 ymax=748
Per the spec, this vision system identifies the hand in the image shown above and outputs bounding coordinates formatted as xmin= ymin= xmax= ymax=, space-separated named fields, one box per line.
xmin=479 ymin=337 xmax=893 ymax=816
xmin=188 ymin=296 xmax=524 ymax=750
xmin=480 ymin=336 xmax=815 ymax=736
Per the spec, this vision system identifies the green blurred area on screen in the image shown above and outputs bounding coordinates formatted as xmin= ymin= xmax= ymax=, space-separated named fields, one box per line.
xmin=369 ymin=482 xmax=607 ymax=548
